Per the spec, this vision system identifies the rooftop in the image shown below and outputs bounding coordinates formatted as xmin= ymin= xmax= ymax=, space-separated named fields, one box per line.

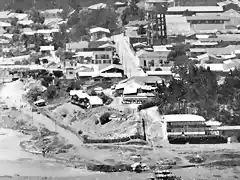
xmin=88 ymin=3 xmax=107 ymax=10
xmin=186 ymin=16 xmax=230 ymax=21
xmin=162 ymin=114 xmax=205 ymax=122
xmin=137 ymin=50 xmax=170 ymax=58
xmin=167 ymin=6 xmax=223 ymax=12
xmin=89 ymin=27 xmax=110 ymax=34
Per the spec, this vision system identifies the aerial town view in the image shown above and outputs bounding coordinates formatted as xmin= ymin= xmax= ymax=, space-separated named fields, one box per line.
xmin=0 ymin=0 xmax=240 ymax=179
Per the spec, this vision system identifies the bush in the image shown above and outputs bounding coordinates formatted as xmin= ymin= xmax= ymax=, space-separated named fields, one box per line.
xmin=53 ymin=71 xmax=64 ymax=78
xmin=46 ymin=85 xmax=57 ymax=99
xmin=99 ymin=112 xmax=111 ymax=125
xmin=90 ymin=89 xmax=97 ymax=96
xmin=95 ymin=119 xmax=100 ymax=125
xmin=87 ymin=164 xmax=132 ymax=172
xmin=25 ymin=86 xmax=43 ymax=102
xmin=78 ymin=130 xmax=83 ymax=135
xmin=83 ymin=134 xmax=145 ymax=144
xmin=42 ymin=59 xmax=48 ymax=64
xmin=155 ymin=68 xmax=162 ymax=71
xmin=138 ymin=101 xmax=156 ymax=111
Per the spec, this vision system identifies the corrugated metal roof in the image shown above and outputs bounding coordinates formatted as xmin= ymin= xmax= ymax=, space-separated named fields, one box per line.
xmin=206 ymin=47 xmax=233 ymax=55
xmin=0 ymin=21 xmax=11 ymax=27
xmin=137 ymin=50 xmax=169 ymax=58
xmin=88 ymin=96 xmax=103 ymax=105
xmin=99 ymin=64 xmax=123 ymax=73
xmin=190 ymin=48 xmax=206 ymax=53
xmin=88 ymin=3 xmax=107 ymax=10
xmin=66 ymin=41 xmax=89 ymax=50
xmin=40 ymin=46 xmax=54 ymax=51
xmin=186 ymin=16 xmax=229 ymax=21
xmin=97 ymin=73 xmax=122 ymax=78
xmin=0 ymin=11 xmax=10 ymax=19
xmin=218 ymin=126 xmax=240 ymax=130
xmin=162 ymin=114 xmax=205 ymax=122
xmin=123 ymin=82 xmax=141 ymax=95
xmin=90 ymin=27 xmax=110 ymax=34
xmin=168 ymin=6 xmax=223 ymax=12
xmin=146 ymin=71 xmax=172 ymax=76
xmin=73 ymin=51 xmax=93 ymax=57
xmin=167 ymin=22 xmax=193 ymax=35
xmin=191 ymin=24 xmax=226 ymax=32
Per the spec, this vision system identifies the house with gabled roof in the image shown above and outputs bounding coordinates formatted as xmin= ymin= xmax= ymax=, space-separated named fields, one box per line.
xmin=89 ymin=27 xmax=110 ymax=41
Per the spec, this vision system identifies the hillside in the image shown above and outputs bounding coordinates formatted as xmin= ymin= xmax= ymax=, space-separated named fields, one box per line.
xmin=1 ymin=0 xmax=126 ymax=10
xmin=1 ymin=0 xmax=224 ymax=10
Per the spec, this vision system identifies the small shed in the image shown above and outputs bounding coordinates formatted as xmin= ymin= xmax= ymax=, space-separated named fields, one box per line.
xmin=88 ymin=96 xmax=103 ymax=107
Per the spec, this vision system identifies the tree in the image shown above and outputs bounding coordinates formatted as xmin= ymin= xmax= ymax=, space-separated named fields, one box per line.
xmin=53 ymin=71 xmax=64 ymax=78
xmin=26 ymin=86 xmax=43 ymax=102
xmin=46 ymin=85 xmax=57 ymax=99
xmin=183 ymin=9 xmax=194 ymax=16
xmin=70 ymin=7 xmax=118 ymax=41
xmin=42 ymin=59 xmax=48 ymax=64
xmin=99 ymin=112 xmax=111 ymax=125
xmin=10 ymin=17 xmax=18 ymax=26
xmin=55 ymin=47 xmax=65 ymax=60
xmin=52 ymin=24 xmax=68 ymax=49
xmin=29 ymin=8 xmax=45 ymax=24
xmin=137 ymin=25 xmax=146 ymax=35
xmin=113 ymin=58 xmax=120 ymax=64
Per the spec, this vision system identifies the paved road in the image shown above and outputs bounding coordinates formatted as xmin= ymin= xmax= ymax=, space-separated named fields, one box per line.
xmin=113 ymin=34 xmax=146 ymax=77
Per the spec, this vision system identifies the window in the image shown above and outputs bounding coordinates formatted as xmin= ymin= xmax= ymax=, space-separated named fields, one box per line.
xmin=144 ymin=60 xmax=146 ymax=67
xmin=100 ymin=54 xmax=104 ymax=59
xmin=151 ymin=60 xmax=155 ymax=67
xmin=103 ymin=60 xmax=106 ymax=64
xmin=95 ymin=54 xmax=98 ymax=59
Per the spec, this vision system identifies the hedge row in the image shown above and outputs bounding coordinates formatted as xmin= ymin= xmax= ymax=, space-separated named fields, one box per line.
xmin=168 ymin=135 xmax=228 ymax=144
xmin=83 ymin=134 xmax=145 ymax=144
xmin=138 ymin=101 xmax=157 ymax=111
xmin=87 ymin=164 xmax=132 ymax=172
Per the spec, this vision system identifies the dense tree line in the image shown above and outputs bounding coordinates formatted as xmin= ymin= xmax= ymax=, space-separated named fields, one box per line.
xmin=68 ymin=7 xmax=118 ymax=41
xmin=140 ymin=45 xmax=240 ymax=126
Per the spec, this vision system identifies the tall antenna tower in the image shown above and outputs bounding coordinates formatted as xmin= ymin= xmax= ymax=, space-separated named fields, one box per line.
xmin=145 ymin=0 xmax=168 ymax=46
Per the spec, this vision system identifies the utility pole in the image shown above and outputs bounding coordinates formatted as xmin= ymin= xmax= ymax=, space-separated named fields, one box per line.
xmin=142 ymin=118 xmax=146 ymax=141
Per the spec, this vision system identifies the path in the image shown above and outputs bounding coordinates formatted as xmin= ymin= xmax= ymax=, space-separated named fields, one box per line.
xmin=0 ymin=80 xmax=82 ymax=147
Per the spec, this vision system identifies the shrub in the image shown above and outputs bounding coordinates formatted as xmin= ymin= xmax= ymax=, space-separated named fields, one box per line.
xmin=83 ymin=134 xmax=145 ymax=144
xmin=78 ymin=130 xmax=83 ymax=135
xmin=53 ymin=71 xmax=64 ymax=78
xmin=14 ymin=61 xmax=21 ymax=65
xmin=99 ymin=112 xmax=111 ymax=125
xmin=25 ymin=86 xmax=43 ymax=102
xmin=42 ymin=59 xmax=48 ymax=64
xmin=90 ymin=89 xmax=97 ymax=96
xmin=46 ymin=85 xmax=57 ymax=99
xmin=155 ymin=67 xmax=162 ymax=71
xmin=95 ymin=119 xmax=100 ymax=125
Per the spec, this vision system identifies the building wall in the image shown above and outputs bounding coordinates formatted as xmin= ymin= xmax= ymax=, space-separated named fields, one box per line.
xmin=91 ymin=32 xmax=107 ymax=41
xmin=219 ymin=129 xmax=240 ymax=139
xmin=92 ymin=50 xmax=113 ymax=64
xmin=139 ymin=56 xmax=168 ymax=68
xmin=188 ymin=20 xmax=225 ymax=24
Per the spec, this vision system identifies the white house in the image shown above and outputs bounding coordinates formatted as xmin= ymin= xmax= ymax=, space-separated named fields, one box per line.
xmin=89 ymin=27 xmax=110 ymax=41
